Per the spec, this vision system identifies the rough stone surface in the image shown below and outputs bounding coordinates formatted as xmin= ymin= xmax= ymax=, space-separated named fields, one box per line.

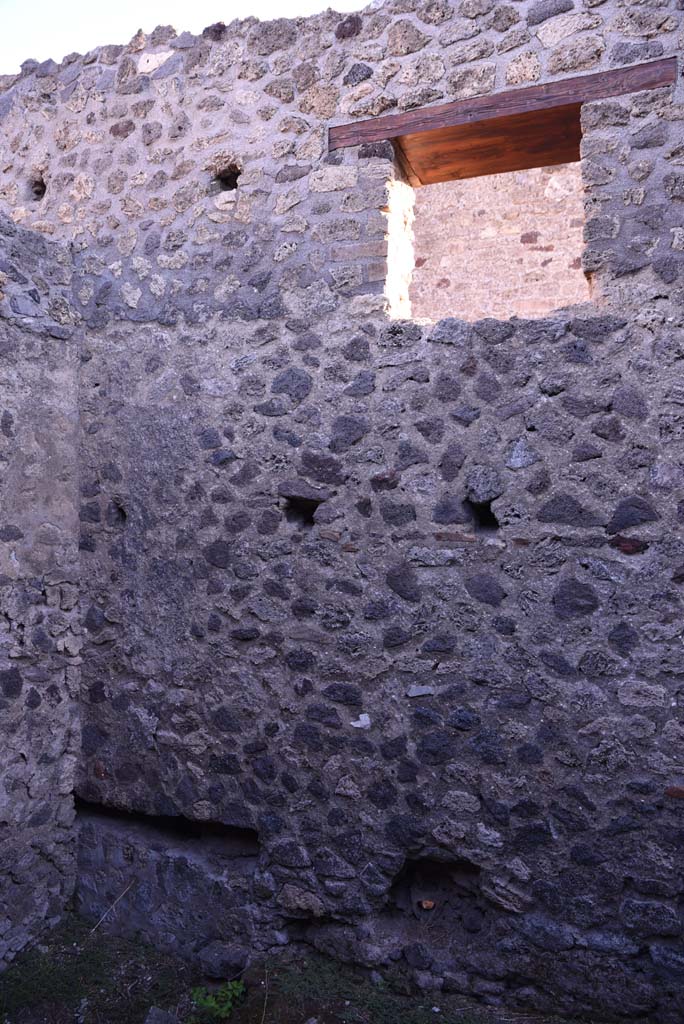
xmin=0 ymin=2 xmax=682 ymax=1022
xmin=0 ymin=218 xmax=80 ymax=967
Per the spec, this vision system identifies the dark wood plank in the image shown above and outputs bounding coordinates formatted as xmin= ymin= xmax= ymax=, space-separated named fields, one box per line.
xmin=398 ymin=103 xmax=582 ymax=185
xmin=329 ymin=57 xmax=676 ymax=151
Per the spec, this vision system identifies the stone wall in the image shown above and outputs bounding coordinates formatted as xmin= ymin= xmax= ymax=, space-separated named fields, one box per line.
xmin=410 ymin=163 xmax=590 ymax=322
xmin=0 ymin=1 xmax=682 ymax=1020
xmin=0 ymin=217 xmax=80 ymax=965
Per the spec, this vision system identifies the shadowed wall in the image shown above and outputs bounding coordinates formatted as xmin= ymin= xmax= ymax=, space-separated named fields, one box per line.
xmin=0 ymin=1 xmax=682 ymax=1019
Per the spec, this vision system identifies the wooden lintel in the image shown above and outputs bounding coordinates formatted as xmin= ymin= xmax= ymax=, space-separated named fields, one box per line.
xmin=392 ymin=141 xmax=423 ymax=187
xmin=329 ymin=57 xmax=677 ymax=152
xmin=396 ymin=102 xmax=582 ymax=185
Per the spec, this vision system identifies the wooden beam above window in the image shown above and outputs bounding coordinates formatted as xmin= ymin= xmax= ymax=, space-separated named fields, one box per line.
xmin=329 ymin=58 xmax=677 ymax=185
xmin=397 ymin=103 xmax=583 ymax=184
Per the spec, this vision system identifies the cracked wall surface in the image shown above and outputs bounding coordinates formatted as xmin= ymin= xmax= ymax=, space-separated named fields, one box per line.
xmin=0 ymin=0 xmax=683 ymax=1019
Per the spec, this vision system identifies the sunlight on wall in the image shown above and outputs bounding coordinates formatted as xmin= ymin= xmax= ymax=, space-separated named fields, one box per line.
xmin=409 ymin=164 xmax=590 ymax=323
xmin=385 ymin=178 xmax=415 ymax=320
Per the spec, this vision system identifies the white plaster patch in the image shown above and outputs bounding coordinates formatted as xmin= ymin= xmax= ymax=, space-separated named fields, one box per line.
xmin=536 ymin=12 xmax=601 ymax=47
xmin=275 ymin=188 xmax=303 ymax=215
xmin=137 ymin=51 xmax=173 ymax=74
xmin=121 ymin=283 xmax=142 ymax=308
xmin=213 ymin=192 xmax=238 ymax=211
xmin=274 ymin=241 xmax=298 ymax=262
xmin=310 ymin=166 xmax=358 ymax=192
xmin=132 ymin=256 xmax=151 ymax=280
xmin=149 ymin=275 xmax=166 ymax=297
xmin=406 ymin=684 xmax=435 ymax=697
xmin=157 ymin=252 xmax=189 ymax=270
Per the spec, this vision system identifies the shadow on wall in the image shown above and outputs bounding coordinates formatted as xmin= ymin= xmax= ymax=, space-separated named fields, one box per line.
xmin=76 ymin=800 xmax=260 ymax=971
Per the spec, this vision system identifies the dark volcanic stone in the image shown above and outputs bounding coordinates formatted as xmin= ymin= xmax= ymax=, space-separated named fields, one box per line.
xmin=592 ymin=415 xmax=625 ymax=442
xmin=553 ymin=579 xmax=599 ymax=619
xmin=612 ymin=386 xmax=648 ymax=421
xmin=383 ymin=626 xmax=413 ymax=648
xmin=272 ymin=839 xmax=311 ymax=867
xmin=367 ymin=778 xmax=397 ymax=808
xmin=417 ymin=730 xmax=455 ymax=766
xmin=380 ymin=500 xmax=416 ymax=526
xmin=0 ymin=668 xmax=22 ymax=698
xmin=306 ymin=703 xmax=342 ymax=729
xmin=465 ymin=573 xmax=506 ymax=607
xmin=538 ymin=493 xmax=600 ymax=527
xmin=213 ymin=707 xmax=240 ymax=733
xmin=323 ymin=683 xmax=362 ymax=706
xmin=422 ymin=633 xmax=456 ymax=654
xmin=650 ymin=945 xmax=684 ymax=977
xmin=620 ymin=898 xmax=681 ymax=937
xmin=197 ymin=941 xmax=247 ymax=980
xmin=335 ymin=13 xmax=362 ymax=39
xmin=606 ymin=496 xmax=659 ymax=535
xmin=439 ymin=443 xmax=466 ymax=481
xmin=395 ymin=440 xmax=429 ymax=471
xmin=0 ymin=525 xmax=23 ymax=540
xmin=84 ymin=606 xmax=106 ymax=633
xmin=344 ymin=63 xmax=373 ymax=87
xmin=285 ymin=648 xmax=316 ymax=671
xmin=608 ymin=621 xmax=640 ymax=657
xmin=386 ymin=563 xmax=421 ymax=603
xmin=271 ymin=366 xmax=313 ymax=401
xmin=433 ymin=494 xmax=469 ymax=525
xmin=81 ymin=722 xmax=108 ymax=754
xmin=344 ymin=370 xmax=375 ymax=396
xmin=203 ymin=540 xmax=232 ymax=568
xmin=527 ymin=0 xmax=572 ymax=24
xmin=329 ymin=415 xmax=369 ymax=452
xmin=301 ymin=450 xmax=346 ymax=484
xmin=572 ymin=442 xmax=602 ymax=462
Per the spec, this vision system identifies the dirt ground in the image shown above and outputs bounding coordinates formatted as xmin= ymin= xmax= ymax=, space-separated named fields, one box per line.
xmin=0 ymin=916 xmax=601 ymax=1024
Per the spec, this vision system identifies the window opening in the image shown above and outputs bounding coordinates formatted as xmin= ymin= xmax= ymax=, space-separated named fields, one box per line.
xmin=329 ymin=59 xmax=676 ymax=323
xmin=409 ymin=163 xmax=588 ymax=322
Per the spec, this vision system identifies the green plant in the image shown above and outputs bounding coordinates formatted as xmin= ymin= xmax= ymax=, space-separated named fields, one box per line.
xmin=190 ymin=980 xmax=245 ymax=1022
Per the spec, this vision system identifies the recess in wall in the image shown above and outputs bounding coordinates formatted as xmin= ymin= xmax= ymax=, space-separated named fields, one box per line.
xmin=283 ymin=495 xmax=322 ymax=529
xmin=463 ymin=497 xmax=500 ymax=534
xmin=214 ymin=164 xmax=241 ymax=192
xmin=30 ymin=176 xmax=47 ymax=201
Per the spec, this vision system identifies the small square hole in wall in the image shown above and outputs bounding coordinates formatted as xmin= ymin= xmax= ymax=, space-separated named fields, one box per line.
xmin=213 ymin=163 xmax=241 ymax=192
xmin=206 ymin=154 xmax=243 ymax=198
xmin=29 ymin=175 xmax=47 ymax=201
xmin=408 ymin=163 xmax=589 ymax=322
